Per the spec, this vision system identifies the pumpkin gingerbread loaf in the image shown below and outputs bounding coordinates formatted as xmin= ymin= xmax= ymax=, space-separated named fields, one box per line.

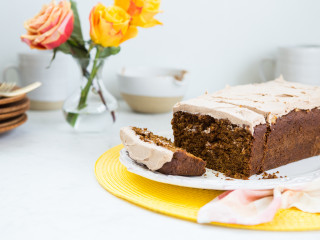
xmin=120 ymin=126 xmax=206 ymax=176
xmin=172 ymin=77 xmax=320 ymax=179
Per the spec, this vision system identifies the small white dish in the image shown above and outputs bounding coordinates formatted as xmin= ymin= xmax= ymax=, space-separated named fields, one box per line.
xmin=117 ymin=66 xmax=188 ymax=113
xmin=119 ymin=149 xmax=320 ymax=190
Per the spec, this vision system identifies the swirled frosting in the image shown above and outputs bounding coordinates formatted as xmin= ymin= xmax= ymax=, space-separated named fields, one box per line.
xmin=173 ymin=76 xmax=320 ymax=134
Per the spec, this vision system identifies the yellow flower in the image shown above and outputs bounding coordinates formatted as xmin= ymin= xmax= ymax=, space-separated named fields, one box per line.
xmin=89 ymin=4 xmax=138 ymax=47
xmin=115 ymin=0 xmax=162 ymax=28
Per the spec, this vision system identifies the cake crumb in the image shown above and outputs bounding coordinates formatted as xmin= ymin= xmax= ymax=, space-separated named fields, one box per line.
xmin=261 ymin=171 xmax=278 ymax=179
xmin=258 ymin=171 xmax=287 ymax=180
xmin=225 ymin=178 xmax=234 ymax=181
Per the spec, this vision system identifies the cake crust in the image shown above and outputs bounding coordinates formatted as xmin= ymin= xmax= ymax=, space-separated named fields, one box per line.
xmin=158 ymin=150 xmax=206 ymax=176
xmin=263 ymin=108 xmax=320 ymax=170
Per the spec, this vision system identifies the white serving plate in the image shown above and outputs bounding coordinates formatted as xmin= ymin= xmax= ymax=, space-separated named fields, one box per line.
xmin=119 ymin=149 xmax=320 ymax=190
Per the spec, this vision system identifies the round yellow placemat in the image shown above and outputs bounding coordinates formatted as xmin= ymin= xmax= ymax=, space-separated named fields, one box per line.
xmin=95 ymin=145 xmax=320 ymax=231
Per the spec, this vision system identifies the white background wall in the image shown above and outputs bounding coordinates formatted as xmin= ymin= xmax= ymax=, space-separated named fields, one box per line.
xmin=1 ymin=0 xmax=320 ymax=98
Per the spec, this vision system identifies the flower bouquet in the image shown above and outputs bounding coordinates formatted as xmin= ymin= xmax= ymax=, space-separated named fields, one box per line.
xmin=21 ymin=0 xmax=161 ymax=130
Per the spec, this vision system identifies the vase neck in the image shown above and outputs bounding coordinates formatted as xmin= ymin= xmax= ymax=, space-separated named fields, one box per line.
xmin=74 ymin=57 xmax=106 ymax=80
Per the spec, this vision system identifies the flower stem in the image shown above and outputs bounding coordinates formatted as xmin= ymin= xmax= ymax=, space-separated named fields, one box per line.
xmin=95 ymin=79 xmax=116 ymax=123
xmin=66 ymin=48 xmax=102 ymax=127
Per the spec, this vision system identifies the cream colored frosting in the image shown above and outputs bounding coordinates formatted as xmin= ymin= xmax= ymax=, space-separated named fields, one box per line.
xmin=173 ymin=76 xmax=320 ymax=134
xmin=120 ymin=126 xmax=173 ymax=171
xmin=174 ymin=97 xmax=266 ymax=133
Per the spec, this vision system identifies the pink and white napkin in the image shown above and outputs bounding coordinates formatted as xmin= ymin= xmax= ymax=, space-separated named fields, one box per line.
xmin=197 ymin=178 xmax=320 ymax=225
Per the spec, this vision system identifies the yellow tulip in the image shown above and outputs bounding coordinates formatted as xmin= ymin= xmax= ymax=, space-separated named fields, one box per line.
xmin=115 ymin=0 xmax=162 ymax=28
xmin=89 ymin=4 xmax=138 ymax=47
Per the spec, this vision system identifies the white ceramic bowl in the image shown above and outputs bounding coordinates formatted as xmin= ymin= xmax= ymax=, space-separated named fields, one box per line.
xmin=118 ymin=67 xmax=188 ymax=113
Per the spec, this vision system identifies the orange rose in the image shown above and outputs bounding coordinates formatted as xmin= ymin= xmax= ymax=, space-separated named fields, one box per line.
xmin=21 ymin=0 xmax=74 ymax=50
xmin=115 ymin=0 xmax=162 ymax=28
xmin=89 ymin=4 xmax=138 ymax=47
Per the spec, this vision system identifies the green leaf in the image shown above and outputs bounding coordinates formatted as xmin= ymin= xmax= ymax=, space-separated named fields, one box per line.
xmin=70 ymin=0 xmax=84 ymax=45
xmin=99 ymin=46 xmax=121 ymax=58
xmin=47 ymin=49 xmax=58 ymax=69
xmin=48 ymin=43 xmax=72 ymax=68
xmin=53 ymin=40 xmax=89 ymax=68
xmin=67 ymin=0 xmax=89 ymax=61
xmin=56 ymin=42 xmax=73 ymax=54
xmin=50 ymin=1 xmax=93 ymax=70
xmin=110 ymin=46 xmax=121 ymax=55
xmin=51 ymin=1 xmax=92 ymax=65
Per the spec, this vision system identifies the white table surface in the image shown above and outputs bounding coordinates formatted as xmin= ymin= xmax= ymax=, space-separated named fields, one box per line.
xmin=1 ymin=101 xmax=319 ymax=240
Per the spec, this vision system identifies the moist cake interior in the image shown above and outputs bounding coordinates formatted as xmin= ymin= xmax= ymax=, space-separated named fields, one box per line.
xmin=132 ymin=127 xmax=176 ymax=151
xmin=172 ymin=112 xmax=255 ymax=179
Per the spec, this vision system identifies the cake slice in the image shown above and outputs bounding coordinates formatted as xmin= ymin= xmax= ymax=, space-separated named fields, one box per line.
xmin=172 ymin=76 xmax=320 ymax=179
xmin=120 ymin=126 xmax=206 ymax=176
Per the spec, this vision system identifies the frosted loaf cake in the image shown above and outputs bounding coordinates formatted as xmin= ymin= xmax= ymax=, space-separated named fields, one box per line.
xmin=172 ymin=77 xmax=320 ymax=178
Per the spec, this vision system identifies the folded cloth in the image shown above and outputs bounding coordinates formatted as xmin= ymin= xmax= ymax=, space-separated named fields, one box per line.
xmin=197 ymin=178 xmax=320 ymax=225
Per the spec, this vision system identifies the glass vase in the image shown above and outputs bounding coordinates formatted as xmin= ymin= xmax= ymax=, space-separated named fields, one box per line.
xmin=63 ymin=57 xmax=118 ymax=132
